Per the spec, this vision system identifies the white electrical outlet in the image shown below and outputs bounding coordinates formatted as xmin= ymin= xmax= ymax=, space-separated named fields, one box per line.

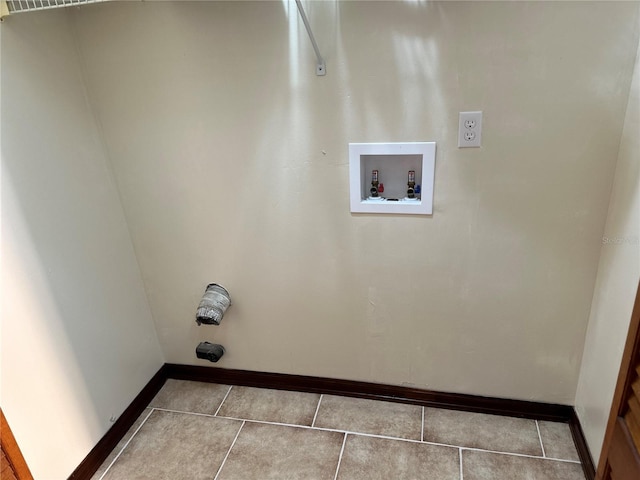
xmin=458 ymin=111 xmax=482 ymax=148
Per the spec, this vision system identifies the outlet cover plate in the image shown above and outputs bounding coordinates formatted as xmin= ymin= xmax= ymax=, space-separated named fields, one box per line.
xmin=458 ymin=111 xmax=482 ymax=148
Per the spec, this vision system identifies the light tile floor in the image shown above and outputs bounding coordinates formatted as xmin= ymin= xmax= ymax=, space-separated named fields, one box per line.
xmin=93 ymin=379 xmax=585 ymax=480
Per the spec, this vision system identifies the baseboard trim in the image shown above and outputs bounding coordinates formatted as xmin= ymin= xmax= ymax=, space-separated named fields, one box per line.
xmin=165 ymin=364 xmax=572 ymax=421
xmin=69 ymin=363 xmax=596 ymax=480
xmin=67 ymin=365 xmax=167 ymax=480
xmin=569 ymin=409 xmax=596 ymax=480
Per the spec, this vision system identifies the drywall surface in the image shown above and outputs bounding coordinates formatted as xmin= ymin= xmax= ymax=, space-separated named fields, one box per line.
xmin=574 ymin=33 xmax=640 ymax=463
xmin=74 ymin=1 xmax=640 ymax=404
xmin=1 ymin=10 xmax=164 ymax=479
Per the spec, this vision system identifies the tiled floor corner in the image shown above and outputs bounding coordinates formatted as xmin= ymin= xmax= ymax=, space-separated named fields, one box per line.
xmin=102 ymin=410 xmax=241 ymax=480
xmin=538 ymin=420 xmax=581 ymax=461
xmin=148 ymin=379 xmax=230 ymax=414
xmin=94 ymin=380 xmax=586 ymax=480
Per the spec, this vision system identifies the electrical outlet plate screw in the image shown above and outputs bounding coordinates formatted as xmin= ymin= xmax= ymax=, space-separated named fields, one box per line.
xmin=458 ymin=111 xmax=482 ymax=148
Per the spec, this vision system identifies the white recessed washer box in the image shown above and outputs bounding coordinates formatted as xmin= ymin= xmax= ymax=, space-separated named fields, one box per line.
xmin=349 ymin=142 xmax=436 ymax=215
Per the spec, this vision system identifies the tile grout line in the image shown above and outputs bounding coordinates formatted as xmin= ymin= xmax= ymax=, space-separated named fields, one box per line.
xmin=458 ymin=446 xmax=580 ymax=465
xmin=311 ymin=394 xmax=323 ymax=428
xmin=332 ymin=433 xmax=348 ymax=480
xmin=214 ymin=385 xmax=233 ymax=417
xmin=535 ymin=420 xmax=547 ymax=457
xmin=213 ymin=420 xmax=245 ymax=480
xmin=154 ymin=407 xmax=219 ymax=418
xmin=459 ymin=448 xmax=464 ymax=480
xmin=421 ymin=406 xmax=425 ymax=442
xmin=97 ymin=408 xmax=155 ymax=480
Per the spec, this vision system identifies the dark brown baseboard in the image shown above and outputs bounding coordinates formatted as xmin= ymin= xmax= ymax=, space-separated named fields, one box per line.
xmin=67 ymin=365 xmax=167 ymax=480
xmin=70 ymin=363 xmax=596 ymax=480
xmin=569 ymin=409 xmax=596 ymax=480
xmin=165 ymin=363 xmax=573 ymax=421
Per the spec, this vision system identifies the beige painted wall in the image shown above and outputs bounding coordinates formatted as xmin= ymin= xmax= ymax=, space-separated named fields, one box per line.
xmin=72 ymin=0 xmax=640 ymax=405
xmin=1 ymin=9 xmax=164 ymax=479
xmin=574 ymin=33 xmax=640 ymax=463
